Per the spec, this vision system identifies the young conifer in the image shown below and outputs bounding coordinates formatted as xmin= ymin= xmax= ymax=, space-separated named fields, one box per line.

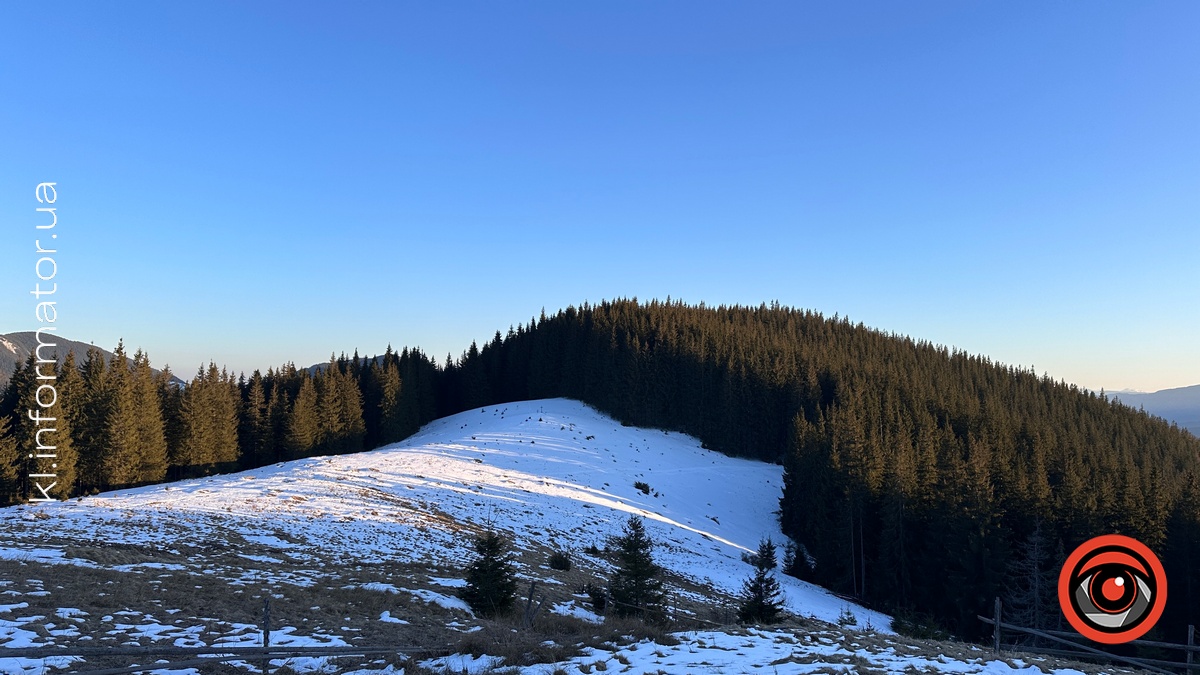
xmin=0 ymin=415 xmax=20 ymax=505
xmin=609 ymin=515 xmax=665 ymax=620
xmin=460 ymin=527 xmax=518 ymax=617
xmin=737 ymin=537 xmax=784 ymax=624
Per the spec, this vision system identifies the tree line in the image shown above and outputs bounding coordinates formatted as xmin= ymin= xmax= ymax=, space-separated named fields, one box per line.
xmin=0 ymin=343 xmax=439 ymax=497
xmin=436 ymin=299 xmax=1200 ymax=642
xmin=2 ymin=298 xmax=1198 ymax=641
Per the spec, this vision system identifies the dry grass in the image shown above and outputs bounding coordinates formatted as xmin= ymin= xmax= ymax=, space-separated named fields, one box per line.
xmin=1 ymin=528 xmax=1157 ymax=675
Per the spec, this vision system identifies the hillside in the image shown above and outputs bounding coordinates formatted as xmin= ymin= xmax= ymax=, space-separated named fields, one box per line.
xmin=3 ymin=299 xmax=1198 ymax=644
xmin=441 ymin=300 xmax=1200 ymax=639
xmin=0 ymin=398 xmax=1147 ymax=675
xmin=0 ymin=399 xmax=873 ymax=670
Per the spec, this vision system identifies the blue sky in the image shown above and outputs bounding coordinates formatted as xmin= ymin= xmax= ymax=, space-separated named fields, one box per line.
xmin=1 ymin=2 xmax=1197 ymax=391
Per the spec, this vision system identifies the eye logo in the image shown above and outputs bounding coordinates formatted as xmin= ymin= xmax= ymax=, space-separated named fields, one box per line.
xmin=1058 ymin=534 xmax=1167 ymax=644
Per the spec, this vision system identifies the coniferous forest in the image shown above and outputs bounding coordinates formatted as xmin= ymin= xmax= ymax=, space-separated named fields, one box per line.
xmin=2 ymin=299 xmax=1198 ymax=641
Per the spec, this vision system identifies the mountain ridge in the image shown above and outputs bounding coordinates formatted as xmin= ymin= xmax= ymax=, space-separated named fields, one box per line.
xmin=0 ymin=331 xmax=184 ymax=388
xmin=1105 ymin=383 xmax=1200 ymax=436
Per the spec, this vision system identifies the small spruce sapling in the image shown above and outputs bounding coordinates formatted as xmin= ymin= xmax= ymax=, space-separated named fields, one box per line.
xmin=609 ymin=515 xmax=665 ymax=620
xmin=737 ymin=537 xmax=784 ymax=625
xmin=459 ymin=527 xmax=518 ymax=617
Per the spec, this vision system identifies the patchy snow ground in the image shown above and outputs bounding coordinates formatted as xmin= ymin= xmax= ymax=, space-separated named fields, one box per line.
xmin=422 ymin=625 xmax=1121 ymax=675
xmin=0 ymin=399 xmax=885 ymax=627
xmin=0 ymin=399 xmax=1138 ymax=674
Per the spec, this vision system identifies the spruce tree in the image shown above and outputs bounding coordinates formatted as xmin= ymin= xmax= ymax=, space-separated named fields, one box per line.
xmin=1 ymin=352 xmax=77 ymax=500
xmin=737 ymin=538 xmax=784 ymax=624
xmin=322 ymin=364 xmax=365 ymax=454
xmin=239 ymin=370 xmax=271 ymax=468
xmin=0 ymin=415 xmax=20 ymax=505
xmin=1003 ymin=518 xmax=1058 ymax=638
xmin=132 ymin=350 xmax=168 ymax=483
xmin=266 ymin=383 xmax=290 ymax=463
xmin=609 ymin=515 xmax=665 ymax=620
xmin=51 ymin=353 xmax=81 ymax=498
xmin=157 ymin=367 xmax=187 ymax=476
xmin=287 ymin=375 xmax=321 ymax=458
xmin=179 ymin=363 xmax=240 ymax=474
xmin=0 ymin=355 xmax=38 ymax=500
xmin=375 ymin=361 xmax=406 ymax=446
xmin=102 ymin=341 xmax=142 ymax=487
xmin=459 ymin=527 xmax=518 ymax=617
xmin=317 ymin=357 xmax=347 ymax=453
xmin=76 ymin=347 xmax=111 ymax=491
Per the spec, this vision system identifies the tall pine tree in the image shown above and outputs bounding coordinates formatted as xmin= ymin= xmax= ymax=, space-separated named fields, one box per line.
xmin=0 ymin=415 xmax=20 ymax=505
xmin=102 ymin=341 xmax=143 ymax=487
xmin=132 ymin=350 xmax=168 ymax=483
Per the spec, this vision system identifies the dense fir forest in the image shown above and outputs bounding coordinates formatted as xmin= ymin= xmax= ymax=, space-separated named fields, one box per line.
xmin=2 ymin=299 xmax=1198 ymax=642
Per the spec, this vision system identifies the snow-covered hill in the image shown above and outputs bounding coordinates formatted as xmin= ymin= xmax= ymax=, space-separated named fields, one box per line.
xmin=2 ymin=399 xmax=882 ymax=621
xmin=0 ymin=399 xmax=1133 ymax=674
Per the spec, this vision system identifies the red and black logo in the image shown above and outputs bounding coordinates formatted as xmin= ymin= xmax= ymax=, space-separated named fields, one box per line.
xmin=1058 ymin=534 xmax=1167 ymax=644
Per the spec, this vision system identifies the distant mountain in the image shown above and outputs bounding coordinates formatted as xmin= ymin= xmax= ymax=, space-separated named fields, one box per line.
xmin=0 ymin=332 xmax=184 ymax=389
xmin=1108 ymin=384 xmax=1200 ymax=436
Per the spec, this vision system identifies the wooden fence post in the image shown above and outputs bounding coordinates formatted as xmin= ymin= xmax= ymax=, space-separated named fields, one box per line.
xmin=262 ymin=598 xmax=271 ymax=675
xmin=1188 ymin=624 xmax=1195 ymax=673
xmin=993 ymin=597 xmax=1002 ymax=654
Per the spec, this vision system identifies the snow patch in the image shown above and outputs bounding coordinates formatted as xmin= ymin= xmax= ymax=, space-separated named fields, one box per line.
xmin=410 ymin=589 xmax=473 ymax=615
xmin=378 ymin=611 xmax=408 ymax=624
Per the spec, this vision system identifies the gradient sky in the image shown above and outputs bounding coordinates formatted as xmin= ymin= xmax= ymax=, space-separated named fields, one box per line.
xmin=1 ymin=2 xmax=1197 ymax=392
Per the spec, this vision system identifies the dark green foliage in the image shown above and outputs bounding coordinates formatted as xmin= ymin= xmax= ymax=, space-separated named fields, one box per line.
xmin=609 ymin=515 xmax=665 ymax=620
xmin=131 ymin=350 xmax=168 ymax=484
xmin=74 ymin=348 xmax=111 ymax=491
xmin=373 ymin=359 xmax=406 ymax=446
xmin=782 ymin=540 xmax=814 ymax=582
xmin=0 ymin=354 xmax=39 ymax=501
xmin=309 ymin=356 xmax=367 ymax=456
xmin=633 ymin=481 xmax=651 ymax=495
xmin=0 ymin=351 xmax=76 ymax=500
xmin=1162 ymin=470 xmax=1200 ymax=639
xmin=287 ymin=375 xmax=321 ymax=458
xmin=157 ymin=366 xmax=186 ymax=473
xmin=548 ymin=550 xmax=571 ymax=571
xmin=177 ymin=363 xmax=240 ymax=476
xmin=438 ymin=299 xmax=1200 ymax=640
xmin=52 ymin=352 xmax=82 ymax=497
xmin=738 ymin=538 xmax=784 ymax=624
xmin=460 ymin=528 xmax=518 ymax=617
xmin=1003 ymin=518 xmax=1059 ymax=639
xmin=0 ymin=415 xmax=19 ymax=505
xmin=102 ymin=342 xmax=142 ymax=487
xmin=239 ymin=370 xmax=272 ymax=469
xmin=583 ymin=581 xmax=607 ymax=614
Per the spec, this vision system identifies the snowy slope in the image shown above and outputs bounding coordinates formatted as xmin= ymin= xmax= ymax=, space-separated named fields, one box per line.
xmin=0 ymin=398 xmax=884 ymax=629
xmin=0 ymin=398 xmax=1147 ymax=675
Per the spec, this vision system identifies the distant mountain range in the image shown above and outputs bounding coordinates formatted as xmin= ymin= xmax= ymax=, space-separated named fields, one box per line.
xmin=1107 ymin=384 xmax=1200 ymax=436
xmin=0 ymin=331 xmax=184 ymax=389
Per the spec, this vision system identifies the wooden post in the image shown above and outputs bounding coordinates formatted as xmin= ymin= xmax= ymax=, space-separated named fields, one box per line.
xmin=262 ymin=598 xmax=271 ymax=675
xmin=263 ymin=597 xmax=271 ymax=647
xmin=1188 ymin=624 xmax=1195 ymax=673
xmin=993 ymin=597 xmax=1002 ymax=654
xmin=522 ymin=581 xmax=540 ymax=630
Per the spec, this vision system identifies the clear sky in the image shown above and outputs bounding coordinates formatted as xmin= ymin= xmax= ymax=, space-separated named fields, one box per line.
xmin=1 ymin=2 xmax=1197 ymax=392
